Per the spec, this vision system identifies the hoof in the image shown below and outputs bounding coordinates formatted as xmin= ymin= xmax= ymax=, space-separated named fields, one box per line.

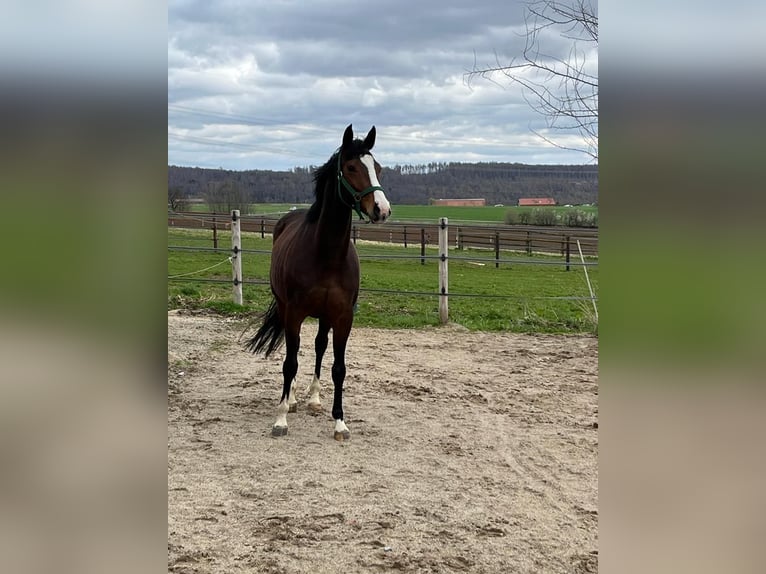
xmin=288 ymin=403 xmax=298 ymax=413
xmin=307 ymin=402 xmax=323 ymax=414
xmin=333 ymin=430 xmax=351 ymax=441
xmin=272 ymin=425 xmax=288 ymax=437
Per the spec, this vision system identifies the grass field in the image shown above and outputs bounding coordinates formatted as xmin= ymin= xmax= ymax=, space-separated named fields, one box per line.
xmin=168 ymin=228 xmax=598 ymax=333
xmin=184 ymin=202 xmax=598 ymax=225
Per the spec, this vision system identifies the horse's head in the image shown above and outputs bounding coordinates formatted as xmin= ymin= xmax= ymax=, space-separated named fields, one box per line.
xmin=338 ymin=124 xmax=391 ymax=223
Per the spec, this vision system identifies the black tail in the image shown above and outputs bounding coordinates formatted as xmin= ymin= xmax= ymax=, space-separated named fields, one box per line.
xmin=244 ymin=299 xmax=284 ymax=357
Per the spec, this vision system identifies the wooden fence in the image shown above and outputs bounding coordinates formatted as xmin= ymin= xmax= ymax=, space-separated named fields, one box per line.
xmin=169 ymin=211 xmax=598 ymax=325
xmin=168 ymin=211 xmax=599 ymax=258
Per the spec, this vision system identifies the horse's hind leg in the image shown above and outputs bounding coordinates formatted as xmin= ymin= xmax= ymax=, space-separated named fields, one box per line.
xmin=287 ymin=381 xmax=298 ymax=413
xmin=330 ymin=318 xmax=352 ymax=441
xmin=306 ymin=319 xmax=330 ymax=413
xmin=273 ymin=324 xmax=300 ymax=437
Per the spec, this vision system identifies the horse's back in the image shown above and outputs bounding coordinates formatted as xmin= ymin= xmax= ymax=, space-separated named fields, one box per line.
xmin=270 ymin=210 xmax=308 ymax=299
xmin=273 ymin=209 xmax=306 ymax=242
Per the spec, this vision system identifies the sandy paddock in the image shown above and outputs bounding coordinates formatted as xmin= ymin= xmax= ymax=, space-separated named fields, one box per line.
xmin=168 ymin=311 xmax=598 ymax=573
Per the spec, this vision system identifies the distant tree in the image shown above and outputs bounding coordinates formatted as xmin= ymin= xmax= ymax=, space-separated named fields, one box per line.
xmin=564 ymin=209 xmax=585 ymax=227
xmin=168 ymin=186 xmax=185 ymax=211
xmin=169 ymin=162 xmax=597 ymax=207
xmin=205 ymin=180 xmax=250 ymax=214
xmin=532 ymin=208 xmax=558 ymax=226
xmin=466 ymin=0 xmax=598 ymax=160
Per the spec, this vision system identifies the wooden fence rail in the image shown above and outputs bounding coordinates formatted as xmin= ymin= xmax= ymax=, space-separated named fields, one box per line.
xmin=169 ymin=211 xmax=598 ymax=325
xmin=168 ymin=211 xmax=599 ymax=257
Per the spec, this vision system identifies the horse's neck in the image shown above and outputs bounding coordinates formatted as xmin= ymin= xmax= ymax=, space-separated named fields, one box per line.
xmin=315 ymin=179 xmax=352 ymax=261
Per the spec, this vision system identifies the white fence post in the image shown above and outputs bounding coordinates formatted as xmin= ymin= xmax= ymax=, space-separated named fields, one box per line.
xmin=438 ymin=217 xmax=449 ymax=324
xmin=231 ymin=210 xmax=243 ymax=305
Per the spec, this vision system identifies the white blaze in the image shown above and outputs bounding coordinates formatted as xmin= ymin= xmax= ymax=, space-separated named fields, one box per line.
xmin=359 ymin=154 xmax=391 ymax=219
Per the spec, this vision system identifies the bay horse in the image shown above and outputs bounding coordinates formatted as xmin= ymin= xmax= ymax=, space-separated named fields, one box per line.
xmin=245 ymin=124 xmax=391 ymax=440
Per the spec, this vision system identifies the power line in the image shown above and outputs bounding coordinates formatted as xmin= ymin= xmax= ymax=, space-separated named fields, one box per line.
xmin=168 ymin=104 xmax=547 ymax=150
xmin=168 ymin=132 xmax=309 ymax=157
xmin=169 ymin=105 xmax=335 ymax=137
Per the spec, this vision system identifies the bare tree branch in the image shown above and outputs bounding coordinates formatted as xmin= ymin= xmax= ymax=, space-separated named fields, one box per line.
xmin=465 ymin=0 xmax=598 ymax=160
xmin=168 ymin=186 xmax=185 ymax=211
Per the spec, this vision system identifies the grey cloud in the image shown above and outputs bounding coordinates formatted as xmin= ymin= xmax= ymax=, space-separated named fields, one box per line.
xmin=168 ymin=0 xmax=597 ymax=170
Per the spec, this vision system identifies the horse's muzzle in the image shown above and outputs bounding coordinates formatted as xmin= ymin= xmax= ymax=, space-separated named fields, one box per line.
xmin=371 ymin=190 xmax=391 ymax=223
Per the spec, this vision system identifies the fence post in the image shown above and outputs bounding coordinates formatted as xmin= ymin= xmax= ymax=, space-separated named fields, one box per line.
xmin=438 ymin=217 xmax=449 ymax=325
xmin=577 ymin=239 xmax=598 ymax=321
xmin=231 ymin=210 xmax=243 ymax=305
xmin=420 ymin=228 xmax=426 ymax=265
xmin=353 ymin=225 xmax=358 ymax=244
xmin=457 ymin=227 xmax=463 ymax=250
xmin=260 ymin=218 xmax=265 ymax=239
xmin=566 ymin=236 xmax=571 ymax=271
xmin=526 ymin=231 xmax=532 ymax=256
xmin=212 ymin=216 xmax=218 ymax=249
xmin=403 ymin=226 xmax=408 ymax=248
xmin=495 ymin=232 xmax=500 ymax=268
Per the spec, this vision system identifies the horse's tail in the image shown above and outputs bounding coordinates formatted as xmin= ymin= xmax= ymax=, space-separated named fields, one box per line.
xmin=244 ymin=299 xmax=284 ymax=357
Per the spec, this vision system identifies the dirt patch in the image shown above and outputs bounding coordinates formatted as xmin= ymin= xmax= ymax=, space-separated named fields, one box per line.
xmin=168 ymin=311 xmax=598 ymax=573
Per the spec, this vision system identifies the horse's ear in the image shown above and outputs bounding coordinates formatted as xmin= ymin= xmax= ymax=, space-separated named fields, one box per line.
xmin=342 ymin=124 xmax=354 ymax=149
xmin=363 ymin=126 xmax=376 ymax=150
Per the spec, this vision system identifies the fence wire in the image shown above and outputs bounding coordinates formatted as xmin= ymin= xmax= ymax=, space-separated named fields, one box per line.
xmin=168 ymin=245 xmax=596 ymax=267
xmin=167 ymin=274 xmax=597 ymax=302
xmin=168 ymin=225 xmax=598 ymax=303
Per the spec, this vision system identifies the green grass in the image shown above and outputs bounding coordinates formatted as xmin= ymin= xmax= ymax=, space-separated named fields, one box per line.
xmin=182 ymin=202 xmax=597 ymax=225
xmin=388 ymin=204 xmax=597 ymax=224
xmin=168 ymin=227 xmax=598 ymax=333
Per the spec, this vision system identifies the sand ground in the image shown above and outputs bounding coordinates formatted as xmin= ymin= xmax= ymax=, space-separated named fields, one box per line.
xmin=168 ymin=311 xmax=598 ymax=573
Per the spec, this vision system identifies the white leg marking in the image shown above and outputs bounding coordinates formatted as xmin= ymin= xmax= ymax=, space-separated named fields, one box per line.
xmin=306 ymin=374 xmax=321 ymax=408
xmin=334 ymin=419 xmax=350 ymax=441
xmin=334 ymin=419 xmax=349 ymax=434
xmin=288 ymin=380 xmax=298 ymax=408
xmin=274 ymin=398 xmax=289 ymax=429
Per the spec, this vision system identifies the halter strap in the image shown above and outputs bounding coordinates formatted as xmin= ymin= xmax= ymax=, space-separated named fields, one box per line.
xmin=336 ymin=151 xmax=384 ymax=221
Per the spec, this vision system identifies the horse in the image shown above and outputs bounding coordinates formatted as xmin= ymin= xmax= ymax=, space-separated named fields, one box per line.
xmin=245 ymin=124 xmax=391 ymax=440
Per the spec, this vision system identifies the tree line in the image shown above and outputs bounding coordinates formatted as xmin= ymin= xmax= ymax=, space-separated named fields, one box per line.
xmin=168 ymin=161 xmax=598 ymax=212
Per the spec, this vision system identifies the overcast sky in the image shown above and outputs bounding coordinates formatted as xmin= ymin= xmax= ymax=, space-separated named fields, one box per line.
xmin=168 ymin=0 xmax=598 ymax=171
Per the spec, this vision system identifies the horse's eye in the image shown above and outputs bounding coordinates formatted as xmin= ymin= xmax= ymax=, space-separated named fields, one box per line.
xmin=346 ymin=165 xmax=356 ymax=173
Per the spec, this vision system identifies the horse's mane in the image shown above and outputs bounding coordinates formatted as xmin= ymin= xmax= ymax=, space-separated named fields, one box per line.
xmin=306 ymin=140 xmax=370 ymax=223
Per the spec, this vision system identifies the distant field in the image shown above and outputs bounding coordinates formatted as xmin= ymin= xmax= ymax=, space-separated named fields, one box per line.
xmin=184 ymin=203 xmax=598 ymax=224
xmin=386 ymin=204 xmax=597 ymax=224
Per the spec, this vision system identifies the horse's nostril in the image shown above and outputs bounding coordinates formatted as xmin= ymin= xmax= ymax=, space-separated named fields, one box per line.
xmin=373 ymin=204 xmax=381 ymax=215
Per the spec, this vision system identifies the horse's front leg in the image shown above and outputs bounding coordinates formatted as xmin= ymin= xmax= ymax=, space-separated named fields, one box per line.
xmin=330 ymin=320 xmax=352 ymax=441
xmin=273 ymin=327 xmax=300 ymax=437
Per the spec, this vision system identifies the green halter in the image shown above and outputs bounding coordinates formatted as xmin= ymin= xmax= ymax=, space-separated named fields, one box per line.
xmin=336 ymin=151 xmax=384 ymax=220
